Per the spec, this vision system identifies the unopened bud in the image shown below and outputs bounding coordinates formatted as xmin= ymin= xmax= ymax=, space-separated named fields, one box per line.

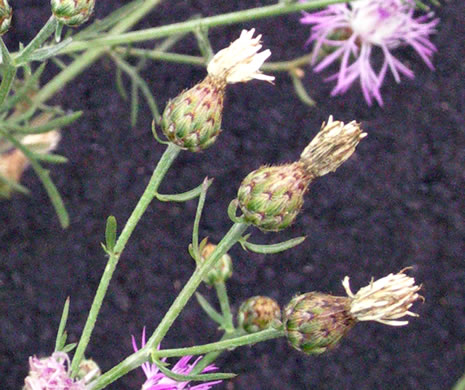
xmin=51 ymin=0 xmax=95 ymax=27
xmin=300 ymin=116 xmax=366 ymax=177
xmin=0 ymin=0 xmax=12 ymax=36
xmin=236 ymin=162 xmax=311 ymax=232
xmin=238 ymin=296 xmax=281 ymax=333
xmin=161 ymin=76 xmax=225 ymax=152
xmin=198 ymin=241 xmax=233 ymax=286
xmin=77 ymin=358 xmax=100 ymax=384
xmin=284 ymin=292 xmax=354 ymax=355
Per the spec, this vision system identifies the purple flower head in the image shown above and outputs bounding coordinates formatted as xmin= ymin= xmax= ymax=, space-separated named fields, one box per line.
xmin=300 ymin=0 xmax=439 ymax=105
xmin=132 ymin=328 xmax=222 ymax=390
xmin=24 ymin=352 xmax=86 ymax=390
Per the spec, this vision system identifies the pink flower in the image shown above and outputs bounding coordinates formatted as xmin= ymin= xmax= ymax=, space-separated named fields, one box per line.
xmin=24 ymin=352 xmax=86 ymax=390
xmin=132 ymin=328 xmax=222 ymax=390
xmin=300 ymin=0 xmax=439 ymax=105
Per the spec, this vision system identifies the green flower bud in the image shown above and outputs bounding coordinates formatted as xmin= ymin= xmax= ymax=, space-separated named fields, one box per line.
xmin=284 ymin=292 xmax=355 ymax=355
xmin=199 ymin=240 xmax=233 ymax=286
xmin=77 ymin=358 xmax=100 ymax=384
xmin=161 ymin=76 xmax=226 ymax=152
xmin=51 ymin=0 xmax=95 ymax=27
xmin=237 ymin=296 xmax=281 ymax=333
xmin=0 ymin=0 xmax=12 ymax=36
xmin=236 ymin=162 xmax=311 ymax=232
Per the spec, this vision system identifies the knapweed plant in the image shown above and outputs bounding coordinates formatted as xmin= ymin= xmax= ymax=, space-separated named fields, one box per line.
xmin=0 ymin=0 xmax=439 ymax=389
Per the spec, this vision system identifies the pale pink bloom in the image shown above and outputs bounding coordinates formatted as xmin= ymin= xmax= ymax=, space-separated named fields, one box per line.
xmin=301 ymin=0 xmax=438 ymax=105
xmin=132 ymin=328 xmax=221 ymax=390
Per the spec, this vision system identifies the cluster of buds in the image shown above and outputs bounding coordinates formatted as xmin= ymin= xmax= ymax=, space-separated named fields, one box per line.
xmin=237 ymin=296 xmax=282 ymax=333
xmin=160 ymin=29 xmax=274 ymax=152
xmin=197 ymin=239 xmax=233 ymax=286
xmin=51 ymin=0 xmax=95 ymax=27
xmin=0 ymin=127 xmax=60 ymax=198
xmin=0 ymin=0 xmax=12 ymax=36
xmin=236 ymin=116 xmax=366 ymax=231
xmin=284 ymin=269 xmax=422 ymax=354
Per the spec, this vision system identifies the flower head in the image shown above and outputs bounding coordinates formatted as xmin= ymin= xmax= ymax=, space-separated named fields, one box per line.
xmin=207 ymin=28 xmax=274 ymax=84
xmin=132 ymin=328 xmax=221 ymax=390
xmin=300 ymin=0 xmax=438 ymax=105
xmin=24 ymin=352 xmax=86 ymax=390
xmin=343 ymin=268 xmax=423 ymax=326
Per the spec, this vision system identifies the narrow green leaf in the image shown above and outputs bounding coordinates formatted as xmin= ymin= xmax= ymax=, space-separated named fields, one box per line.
xmin=27 ymin=38 xmax=73 ymax=62
xmin=62 ymin=343 xmax=77 ymax=354
xmin=105 ymin=216 xmax=117 ymax=252
xmin=151 ymin=120 xmax=169 ymax=144
xmin=290 ymin=71 xmax=315 ymax=107
xmin=0 ymin=173 xmax=30 ymax=195
xmin=0 ymin=65 xmax=17 ymax=107
xmin=115 ymin=66 xmax=128 ymax=101
xmin=155 ymin=179 xmax=213 ymax=202
xmin=31 ymin=153 xmax=68 ymax=164
xmin=0 ymin=129 xmax=69 ymax=228
xmin=193 ymin=25 xmax=214 ymax=62
xmin=240 ymin=236 xmax=306 ymax=254
xmin=191 ymin=178 xmax=210 ymax=262
xmin=227 ymin=199 xmax=245 ymax=224
xmin=130 ymin=78 xmax=139 ymax=127
xmin=1 ymin=63 xmax=46 ymax=114
xmin=2 ymin=111 xmax=82 ymax=134
xmin=0 ymin=38 xmax=12 ymax=65
xmin=195 ymin=292 xmax=223 ymax=326
xmin=153 ymin=357 xmax=236 ymax=382
xmin=55 ymin=297 xmax=70 ymax=352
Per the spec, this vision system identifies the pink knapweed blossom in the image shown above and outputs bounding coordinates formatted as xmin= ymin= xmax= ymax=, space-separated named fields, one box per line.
xmin=300 ymin=0 xmax=439 ymax=105
xmin=24 ymin=352 xmax=86 ymax=390
xmin=132 ymin=328 xmax=222 ymax=390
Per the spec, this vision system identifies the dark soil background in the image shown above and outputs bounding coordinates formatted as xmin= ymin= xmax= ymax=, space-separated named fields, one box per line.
xmin=1 ymin=1 xmax=464 ymax=389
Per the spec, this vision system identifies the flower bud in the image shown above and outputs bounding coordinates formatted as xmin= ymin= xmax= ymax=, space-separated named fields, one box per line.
xmin=199 ymin=241 xmax=233 ymax=286
xmin=0 ymin=0 xmax=12 ymax=36
xmin=161 ymin=76 xmax=225 ymax=152
xmin=299 ymin=116 xmax=366 ymax=177
xmin=160 ymin=29 xmax=273 ymax=152
xmin=236 ymin=162 xmax=311 ymax=232
xmin=51 ymin=0 xmax=95 ymax=27
xmin=77 ymin=358 xmax=100 ymax=384
xmin=237 ymin=296 xmax=281 ymax=333
xmin=284 ymin=292 xmax=355 ymax=355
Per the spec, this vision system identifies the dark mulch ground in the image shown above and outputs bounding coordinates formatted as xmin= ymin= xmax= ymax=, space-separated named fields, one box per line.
xmin=1 ymin=1 xmax=464 ymax=389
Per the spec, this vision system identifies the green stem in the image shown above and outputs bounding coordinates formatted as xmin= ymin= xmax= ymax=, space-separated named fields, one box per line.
xmin=91 ymin=223 xmax=249 ymax=388
xmin=155 ymin=328 xmax=285 ymax=358
xmin=26 ymin=0 xmax=164 ymax=111
xmin=58 ymin=0 xmax=353 ymax=54
xmin=70 ymin=143 xmax=181 ymax=375
xmin=122 ymin=48 xmax=313 ymax=73
xmin=89 ymin=327 xmax=283 ymax=390
xmin=215 ymin=282 xmax=234 ymax=332
xmin=14 ymin=16 xmax=58 ymax=65
xmin=146 ymin=223 xmax=249 ymax=349
xmin=190 ymin=329 xmax=243 ymax=375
